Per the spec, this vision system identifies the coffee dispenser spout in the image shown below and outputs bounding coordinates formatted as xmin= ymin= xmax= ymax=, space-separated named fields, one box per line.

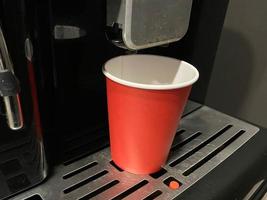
xmin=106 ymin=0 xmax=193 ymax=50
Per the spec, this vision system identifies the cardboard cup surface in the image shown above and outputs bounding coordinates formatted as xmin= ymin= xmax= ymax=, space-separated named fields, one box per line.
xmin=103 ymin=55 xmax=199 ymax=174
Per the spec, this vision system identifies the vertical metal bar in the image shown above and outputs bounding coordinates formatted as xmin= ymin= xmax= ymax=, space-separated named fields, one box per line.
xmin=0 ymin=26 xmax=24 ymax=130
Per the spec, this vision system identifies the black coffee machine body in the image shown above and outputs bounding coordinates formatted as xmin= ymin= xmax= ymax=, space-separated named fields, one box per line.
xmin=0 ymin=1 xmax=48 ymax=199
xmin=1 ymin=1 xmax=267 ymax=200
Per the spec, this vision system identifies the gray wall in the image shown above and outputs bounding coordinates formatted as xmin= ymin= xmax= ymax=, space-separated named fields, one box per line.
xmin=206 ymin=0 xmax=267 ymax=128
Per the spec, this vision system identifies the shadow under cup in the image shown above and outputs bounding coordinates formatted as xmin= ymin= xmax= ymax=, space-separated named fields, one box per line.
xmin=103 ymin=55 xmax=199 ymax=174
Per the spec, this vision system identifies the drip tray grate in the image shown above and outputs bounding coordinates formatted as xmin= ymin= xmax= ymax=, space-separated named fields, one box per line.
xmin=11 ymin=106 xmax=259 ymax=200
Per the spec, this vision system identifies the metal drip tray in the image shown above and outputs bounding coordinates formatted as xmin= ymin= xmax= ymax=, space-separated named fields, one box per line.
xmin=11 ymin=106 xmax=259 ymax=200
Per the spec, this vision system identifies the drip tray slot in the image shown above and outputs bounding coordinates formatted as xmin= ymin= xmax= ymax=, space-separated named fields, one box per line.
xmin=10 ymin=106 xmax=259 ymax=200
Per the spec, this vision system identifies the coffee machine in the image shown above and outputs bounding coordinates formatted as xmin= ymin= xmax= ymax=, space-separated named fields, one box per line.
xmin=0 ymin=0 xmax=267 ymax=200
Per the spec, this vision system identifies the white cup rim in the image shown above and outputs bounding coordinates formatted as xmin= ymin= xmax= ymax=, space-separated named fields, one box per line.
xmin=103 ymin=54 xmax=199 ymax=90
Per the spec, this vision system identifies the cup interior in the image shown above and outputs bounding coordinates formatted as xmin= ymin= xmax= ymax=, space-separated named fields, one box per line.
xmin=103 ymin=55 xmax=199 ymax=90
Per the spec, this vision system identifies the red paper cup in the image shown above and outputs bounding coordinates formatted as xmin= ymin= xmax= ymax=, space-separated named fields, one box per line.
xmin=103 ymin=55 xmax=199 ymax=174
